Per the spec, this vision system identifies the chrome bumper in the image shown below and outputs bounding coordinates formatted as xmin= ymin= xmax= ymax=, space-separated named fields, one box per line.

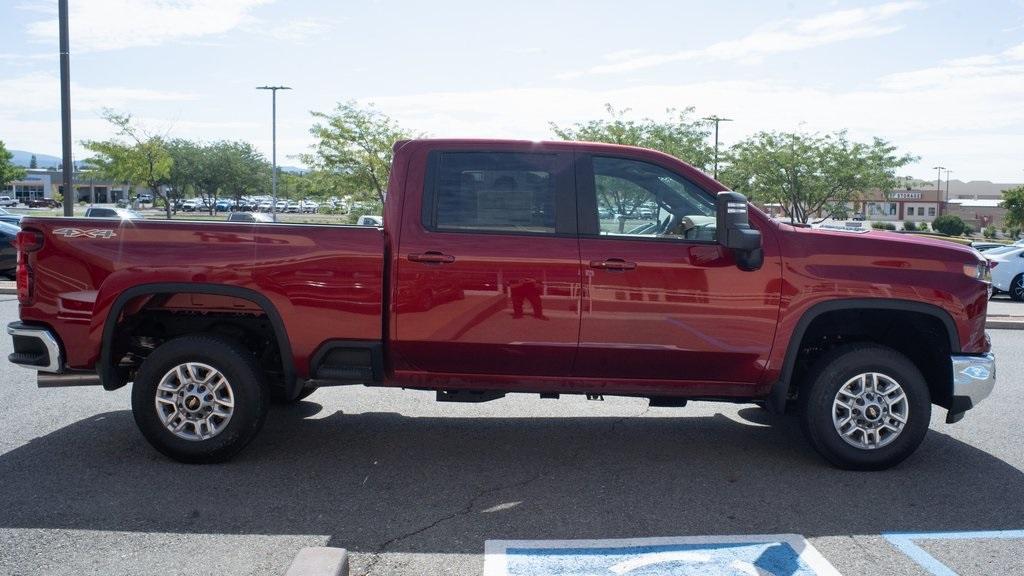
xmin=951 ymin=352 xmax=996 ymax=410
xmin=7 ymin=322 xmax=62 ymax=373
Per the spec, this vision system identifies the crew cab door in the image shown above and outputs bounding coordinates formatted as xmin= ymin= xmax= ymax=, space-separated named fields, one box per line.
xmin=574 ymin=153 xmax=781 ymax=384
xmin=392 ymin=147 xmax=580 ymax=377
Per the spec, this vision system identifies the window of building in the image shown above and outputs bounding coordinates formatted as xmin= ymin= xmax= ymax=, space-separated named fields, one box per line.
xmin=427 ymin=152 xmax=558 ymax=234
xmin=928 ymin=207 xmax=936 ymax=216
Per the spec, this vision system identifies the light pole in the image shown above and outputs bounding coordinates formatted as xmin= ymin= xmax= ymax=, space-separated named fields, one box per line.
xmin=256 ymin=85 xmax=291 ymax=222
xmin=58 ymin=0 xmax=73 ymax=216
xmin=933 ymin=165 xmax=945 ymax=214
xmin=703 ymin=115 xmax=733 ymax=180
xmin=944 ymin=169 xmax=953 ymax=202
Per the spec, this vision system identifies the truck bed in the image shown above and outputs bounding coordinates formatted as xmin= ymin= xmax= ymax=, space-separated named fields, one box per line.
xmin=18 ymin=217 xmax=385 ymax=379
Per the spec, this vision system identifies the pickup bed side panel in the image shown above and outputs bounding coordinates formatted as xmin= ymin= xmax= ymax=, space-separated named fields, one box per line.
xmin=18 ymin=218 xmax=384 ymax=379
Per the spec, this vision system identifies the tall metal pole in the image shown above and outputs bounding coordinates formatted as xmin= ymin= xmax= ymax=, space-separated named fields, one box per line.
xmin=58 ymin=0 xmax=73 ymax=216
xmin=703 ymin=116 xmax=733 ymax=180
xmin=945 ymin=169 xmax=953 ymax=201
xmin=256 ymin=86 xmax=291 ymax=223
xmin=933 ymin=166 xmax=945 ymax=214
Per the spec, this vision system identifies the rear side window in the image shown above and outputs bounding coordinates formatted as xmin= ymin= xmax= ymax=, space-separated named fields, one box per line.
xmin=425 ymin=152 xmax=558 ymax=234
xmin=88 ymin=208 xmax=116 ymax=217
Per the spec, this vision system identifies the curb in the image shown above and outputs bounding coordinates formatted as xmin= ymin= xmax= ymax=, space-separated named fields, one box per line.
xmin=986 ymin=317 xmax=1024 ymax=330
xmin=285 ymin=547 xmax=349 ymax=576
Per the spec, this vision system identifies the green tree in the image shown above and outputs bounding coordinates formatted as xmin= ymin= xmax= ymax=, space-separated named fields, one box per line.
xmin=1001 ymin=185 xmax=1024 ymax=230
xmin=551 ymin=104 xmax=714 ymax=170
xmin=29 ymin=154 xmax=37 ymax=169
xmin=720 ymin=131 xmax=917 ymax=224
xmin=165 ymin=139 xmax=204 ymax=209
xmin=932 ymin=214 xmax=966 ymax=236
xmin=82 ymin=110 xmax=173 ymax=218
xmin=0 ymin=141 xmax=26 ymax=188
xmin=302 ymin=101 xmax=416 ymax=206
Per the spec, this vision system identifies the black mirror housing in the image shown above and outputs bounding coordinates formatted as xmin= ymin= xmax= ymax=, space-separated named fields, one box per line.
xmin=716 ymin=191 xmax=764 ymax=271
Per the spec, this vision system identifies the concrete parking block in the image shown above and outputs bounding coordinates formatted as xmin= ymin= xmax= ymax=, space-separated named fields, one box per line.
xmin=285 ymin=547 xmax=349 ymax=576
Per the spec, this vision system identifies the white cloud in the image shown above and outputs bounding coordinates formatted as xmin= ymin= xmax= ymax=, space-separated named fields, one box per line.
xmin=0 ymin=73 xmax=196 ymax=116
xmin=23 ymin=0 xmax=270 ymax=52
xmin=560 ymin=1 xmax=926 ymax=77
xmin=367 ymin=40 xmax=1024 ymax=182
xmin=249 ymin=16 xmax=337 ymax=42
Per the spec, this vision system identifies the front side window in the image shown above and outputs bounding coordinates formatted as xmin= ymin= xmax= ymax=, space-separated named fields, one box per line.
xmin=591 ymin=156 xmax=716 ymax=242
xmin=428 ymin=152 xmax=558 ymax=234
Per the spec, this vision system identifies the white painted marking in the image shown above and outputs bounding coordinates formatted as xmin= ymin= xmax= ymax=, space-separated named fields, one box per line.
xmin=608 ymin=551 xmax=711 ymax=573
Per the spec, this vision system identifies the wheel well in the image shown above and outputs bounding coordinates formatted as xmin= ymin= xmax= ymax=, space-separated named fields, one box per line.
xmin=102 ymin=287 xmax=294 ymax=395
xmin=787 ymin=307 xmax=954 ymax=409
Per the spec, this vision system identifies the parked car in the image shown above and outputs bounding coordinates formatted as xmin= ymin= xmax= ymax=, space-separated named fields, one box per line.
xmin=986 ymin=246 xmax=1024 ymax=299
xmin=851 ymin=213 xmax=866 ymax=221
xmin=180 ymin=199 xmax=210 ymax=212
xmin=84 ymin=207 xmax=144 ymax=219
xmin=0 ymin=207 xmax=23 ymax=227
xmin=7 ymin=138 xmax=995 ymax=471
xmin=137 ymin=193 xmax=153 ymax=204
xmin=300 ymin=200 xmax=319 ymax=213
xmin=971 ymin=241 xmax=1007 ymax=252
xmin=226 ymin=212 xmax=274 ymax=223
xmin=26 ymin=198 xmax=61 ymax=208
xmin=0 ymin=221 xmax=18 ymax=278
xmin=356 ymin=215 xmax=383 ymax=226
xmin=214 ymin=200 xmax=234 ymax=212
xmin=0 ymin=196 xmax=18 ymax=207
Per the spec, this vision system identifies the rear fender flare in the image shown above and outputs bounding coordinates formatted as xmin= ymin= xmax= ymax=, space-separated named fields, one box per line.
xmin=99 ymin=283 xmax=296 ymax=396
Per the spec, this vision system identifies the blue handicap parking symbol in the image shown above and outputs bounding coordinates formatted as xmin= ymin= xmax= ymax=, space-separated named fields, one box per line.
xmin=484 ymin=534 xmax=841 ymax=576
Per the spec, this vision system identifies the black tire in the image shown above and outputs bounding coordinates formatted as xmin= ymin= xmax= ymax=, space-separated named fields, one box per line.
xmin=131 ymin=334 xmax=269 ymax=463
xmin=799 ymin=344 xmax=930 ymax=471
xmin=1010 ymin=274 xmax=1024 ymax=302
xmin=270 ymin=385 xmax=318 ymax=404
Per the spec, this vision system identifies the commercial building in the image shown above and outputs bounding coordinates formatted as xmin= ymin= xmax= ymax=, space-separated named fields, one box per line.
xmin=1 ymin=169 xmax=135 ymax=203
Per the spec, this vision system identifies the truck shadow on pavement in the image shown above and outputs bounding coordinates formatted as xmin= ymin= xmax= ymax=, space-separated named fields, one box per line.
xmin=0 ymin=403 xmax=1021 ymax=556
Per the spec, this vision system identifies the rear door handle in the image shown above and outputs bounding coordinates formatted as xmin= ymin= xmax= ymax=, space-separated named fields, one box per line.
xmin=408 ymin=251 xmax=456 ymax=264
xmin=589 ymin=258 xmax=637 ymax=271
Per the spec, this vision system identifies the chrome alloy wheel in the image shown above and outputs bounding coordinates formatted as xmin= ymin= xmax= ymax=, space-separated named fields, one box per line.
xmin=832 ymin=372 xmax=908 ymax=450
xmin=154 ymin=362 xmax=234 ymax=441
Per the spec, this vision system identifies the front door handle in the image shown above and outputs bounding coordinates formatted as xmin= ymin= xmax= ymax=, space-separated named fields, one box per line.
xmin=408 ymin=251 xmax=456 ymax=264
xmin=589 ymin=258 xmax=637 ymax=271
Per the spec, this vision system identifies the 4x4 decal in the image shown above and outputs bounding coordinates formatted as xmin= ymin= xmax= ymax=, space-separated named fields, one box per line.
xmin=52 ymin=228 xmax=118 ymax=239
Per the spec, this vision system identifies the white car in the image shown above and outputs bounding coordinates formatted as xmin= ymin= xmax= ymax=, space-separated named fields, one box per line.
xmin=0 ymin=196 xmax=18 ymax=207
xmin=986 ymin=246 xmax=1024 ymax=300
xmin=356 ymin=215 xmax=383 ymax=226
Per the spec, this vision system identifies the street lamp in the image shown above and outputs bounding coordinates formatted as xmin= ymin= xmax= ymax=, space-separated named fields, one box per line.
xmin=945 ymin=169 xmax=953 ymax=203
xmin=702 ymin=115 xmax=733 ymax=180
xmin=933 ymin=166 xmax=945 ymax=214
xmin=256 ymin=85 xmax=292 ymax=222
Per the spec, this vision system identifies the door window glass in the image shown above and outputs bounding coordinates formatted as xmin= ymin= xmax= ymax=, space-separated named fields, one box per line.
xmin=591 ymin=156 xmax=716 ymax=242
xmin=429 ymin=152 xmax=557 ymax=234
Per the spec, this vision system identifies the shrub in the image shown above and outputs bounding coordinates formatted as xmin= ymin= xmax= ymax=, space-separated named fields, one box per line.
xmin=963 ymin=226 xmax=974 ymax=237
xmin=871 ymin=221 xmax=897 ymax=230
xmin=903 ymin=220 xmax=917 ymax=231
xmin=932 ymin=214 xmax=966 ymax=236
xmin=984 ymin=226 xmax=997 ymax=239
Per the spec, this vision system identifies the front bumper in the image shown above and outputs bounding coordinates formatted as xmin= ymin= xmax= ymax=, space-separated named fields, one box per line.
xmin=947 ymin=352 xmax=996 ymax=422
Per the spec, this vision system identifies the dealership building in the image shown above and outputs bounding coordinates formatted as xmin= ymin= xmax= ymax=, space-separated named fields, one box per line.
xmin=1 ymin=169 xmax=134 ymax=203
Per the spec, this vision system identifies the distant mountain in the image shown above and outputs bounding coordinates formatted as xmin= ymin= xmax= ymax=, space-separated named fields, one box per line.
xmin=9 ymin=150 xmax=89 ymax=170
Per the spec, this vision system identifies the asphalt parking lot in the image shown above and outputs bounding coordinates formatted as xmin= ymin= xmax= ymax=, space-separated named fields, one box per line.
xmin=0 ymin=296 xmax=1022 ymax=576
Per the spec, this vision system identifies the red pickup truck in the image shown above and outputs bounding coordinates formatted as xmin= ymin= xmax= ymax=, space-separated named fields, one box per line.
xmin=7 ymin=139 xmax=995 ymax=470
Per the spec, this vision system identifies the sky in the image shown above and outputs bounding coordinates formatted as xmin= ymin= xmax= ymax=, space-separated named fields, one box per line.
xmin=1 ymin=0 xmax=1023 ymax=182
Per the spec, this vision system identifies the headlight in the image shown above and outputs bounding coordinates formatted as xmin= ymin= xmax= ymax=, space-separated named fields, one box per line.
xmin=964 ymin=261 xmax=991 ymax=283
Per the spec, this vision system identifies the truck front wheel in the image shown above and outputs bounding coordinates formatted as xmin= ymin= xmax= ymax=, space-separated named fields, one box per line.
xmin=799 ymin=344 xmax=930 ymax=470
xmin=131 ymin=335 xmax=269 ymax=463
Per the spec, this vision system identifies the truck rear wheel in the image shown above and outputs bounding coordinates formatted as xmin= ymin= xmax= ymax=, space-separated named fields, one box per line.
xmin=131 ymin=334 xmax=269 ymax=463
xmin=799 ymin=344 xmax=930 ymax=470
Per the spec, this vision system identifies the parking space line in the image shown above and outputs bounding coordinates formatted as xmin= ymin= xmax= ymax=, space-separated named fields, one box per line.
xmin=484 ymin=534 xmax=841 ymax=575
xmin=883 ymin=529 xmax=1024 ymax=576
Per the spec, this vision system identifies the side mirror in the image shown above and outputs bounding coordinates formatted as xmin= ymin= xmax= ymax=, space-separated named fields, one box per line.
xmin=716 ymin=191 xmax=763 ymax=271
